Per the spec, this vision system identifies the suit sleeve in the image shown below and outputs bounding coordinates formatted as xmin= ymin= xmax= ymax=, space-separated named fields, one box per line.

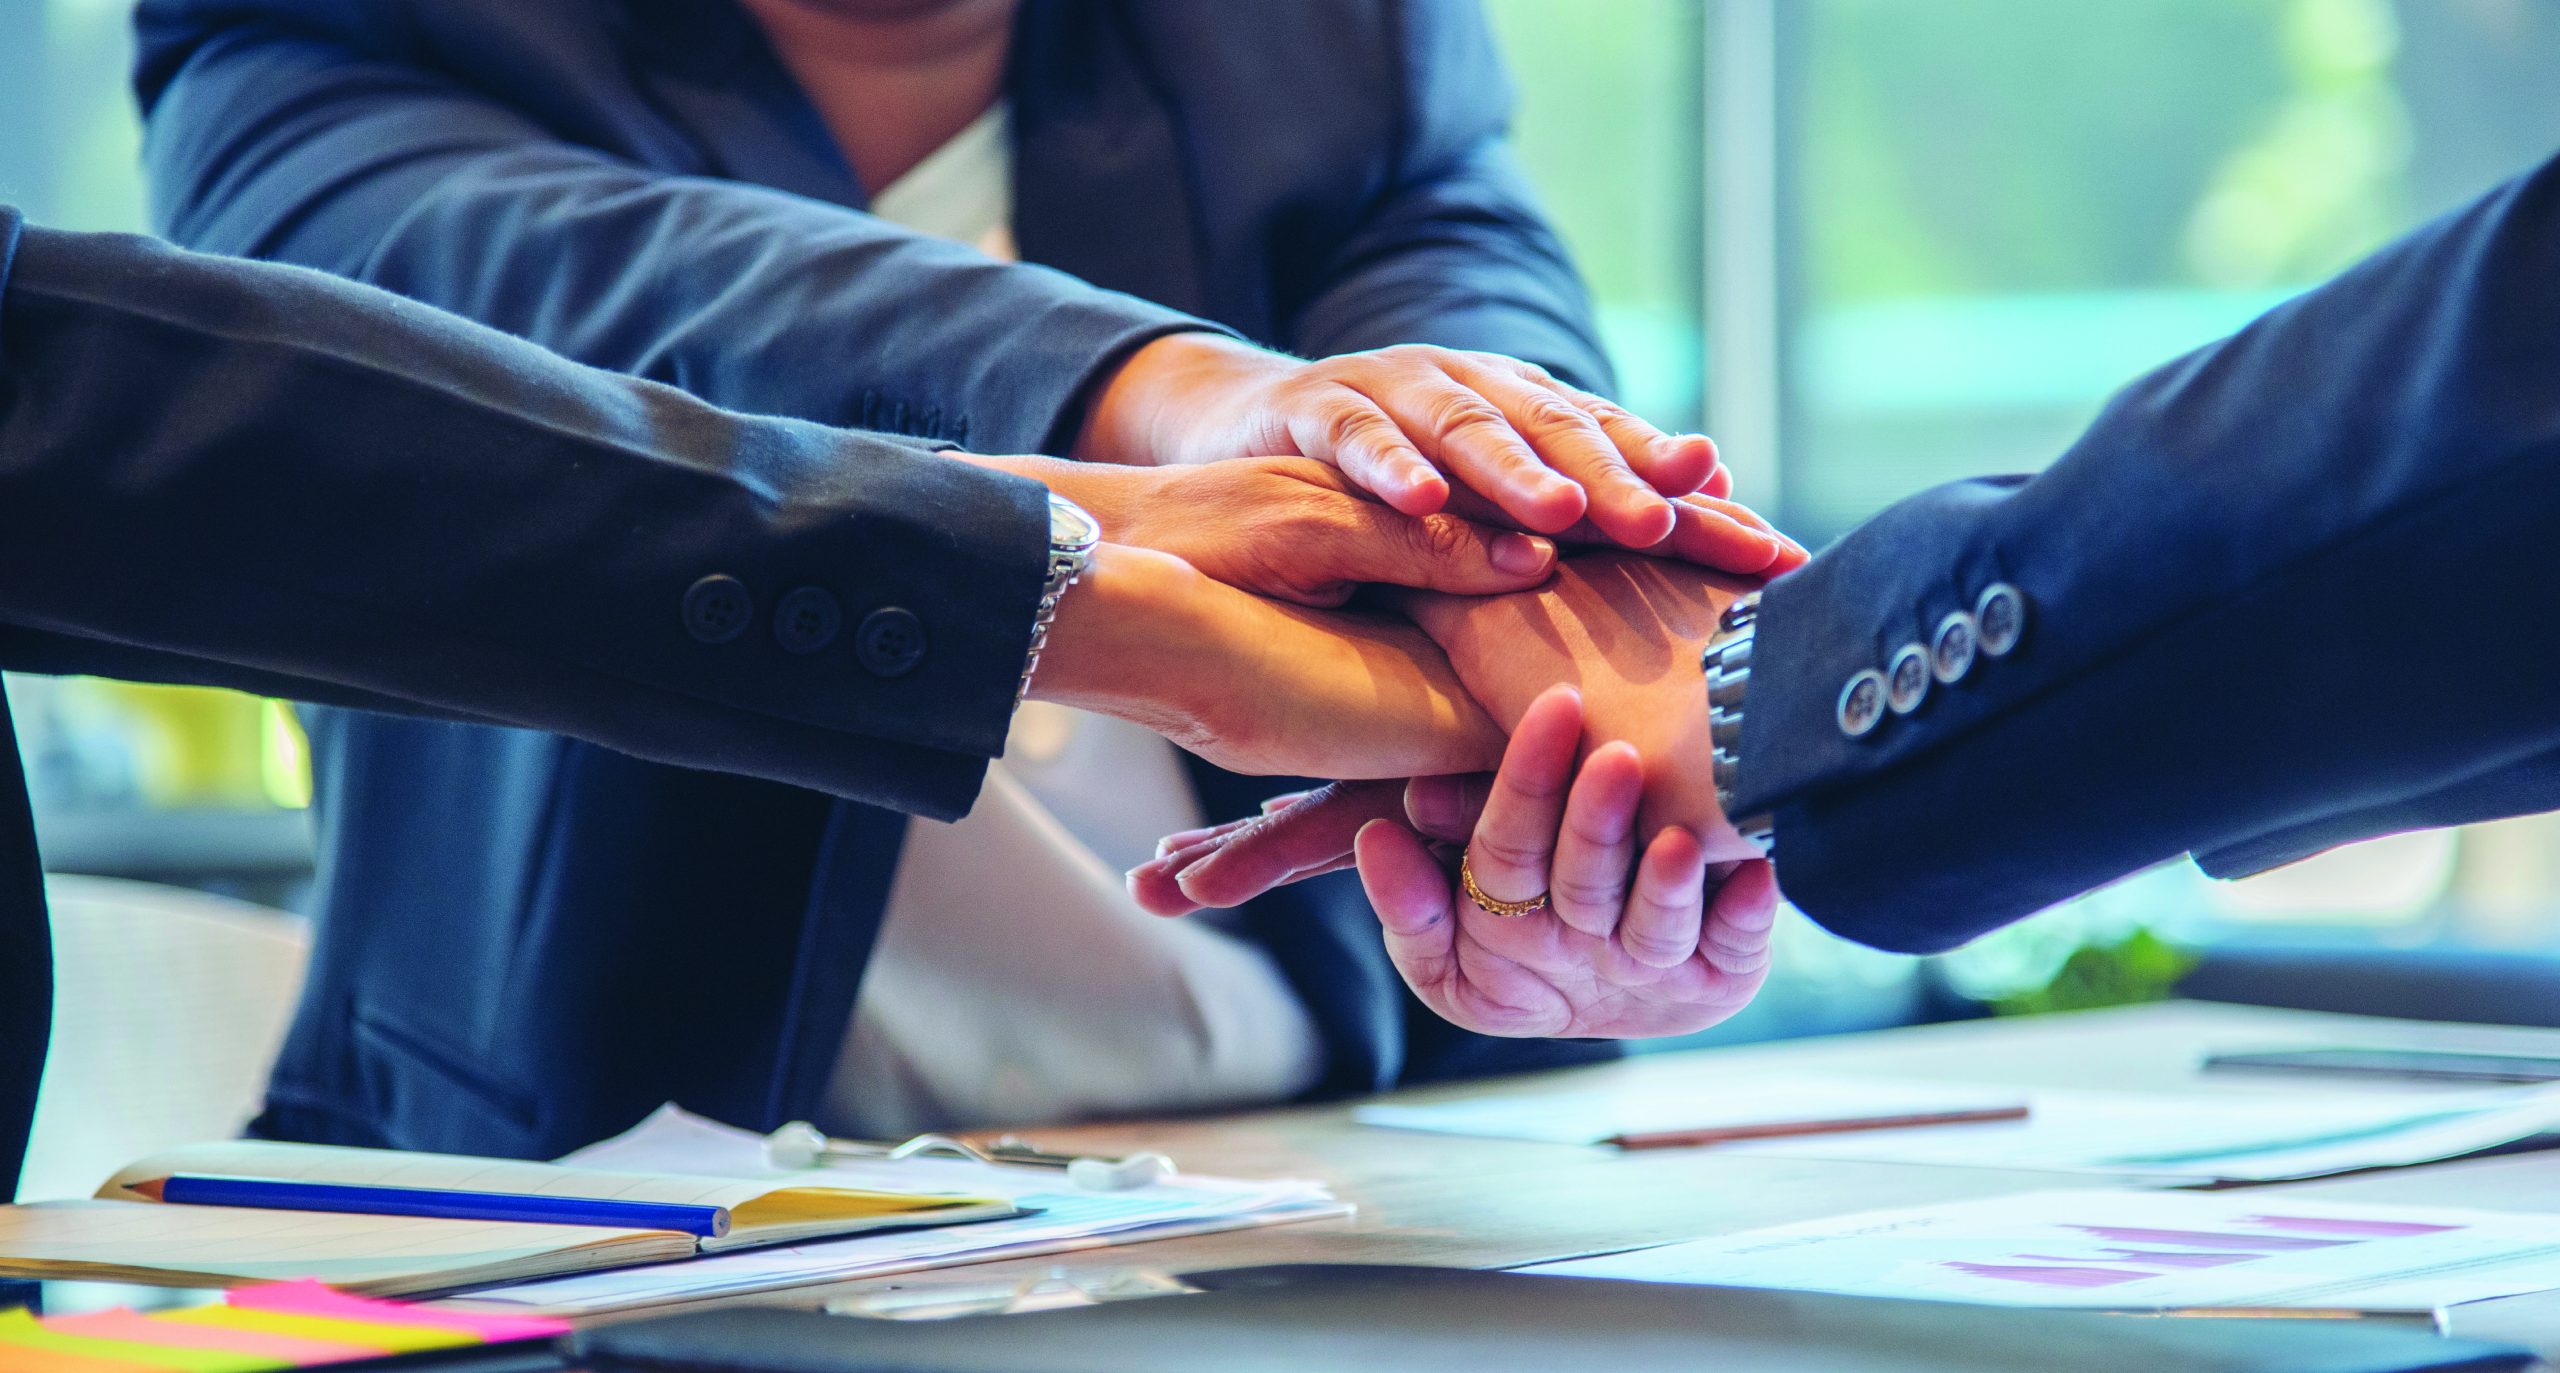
xmin=131 ymin=4 xmax=1215 ymax=456
xmin=1283 ymin=0 xmax=1616 ymax=393
xmin=1728 ymin=150 xmax=2560 ymax=953
xmin=0 ymin=210 xmax=1048 ymax=821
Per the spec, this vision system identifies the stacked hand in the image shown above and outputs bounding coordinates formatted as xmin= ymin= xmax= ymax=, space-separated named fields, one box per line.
xmin=1127 ymin=556 xmax=1780 ymax=1039
xmin=983 ymin=333 xmax=1800 ymax=1040
xmin=1075 ymin=333 xmax=1802 ymax=570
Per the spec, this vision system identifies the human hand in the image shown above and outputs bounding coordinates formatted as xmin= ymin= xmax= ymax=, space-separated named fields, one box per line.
xmin=1125 ymin=553 xmax=1760 ymax=915
xmin=1401 ymin=552 xmax=1754 ymax=863
xmin=1029 ymin=543 xmax=1502 ymax=780
xmin=1077 ymin=333 xmax=1782 ymax=556
xmin=1360 ymin=685 xmax=1775 ymax=1037
xmin=963 ymin=452 xmax=1801 ymax=606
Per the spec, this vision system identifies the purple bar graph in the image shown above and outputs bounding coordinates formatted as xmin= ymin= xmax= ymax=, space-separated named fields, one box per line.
xmin=2245 ymin=1215 xmax=2462 ymax=1238
xmin=1944 ymin=1261 xmax=2152 ymax=1290
xmin=2068 ymin=1225 xmax=2352 ymax=1251
xmin=2017 ymin=1248 xmax=2258 ymax=1270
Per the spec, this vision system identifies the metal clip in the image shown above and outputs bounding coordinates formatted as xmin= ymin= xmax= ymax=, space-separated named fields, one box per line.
xmin=762 ymin=1121 xmax=1177 ymax=1191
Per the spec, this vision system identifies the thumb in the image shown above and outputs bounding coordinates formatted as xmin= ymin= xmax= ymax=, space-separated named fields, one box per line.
xmin=1315 ymin=503 xmax=1558 ymax=595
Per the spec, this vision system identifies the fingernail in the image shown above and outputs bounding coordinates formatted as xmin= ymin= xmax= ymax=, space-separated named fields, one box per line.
xmin=1492 ymin=533 xmax=1555 ymax=576
xmin=1406 ymin=777 xmax=1458 ymax=835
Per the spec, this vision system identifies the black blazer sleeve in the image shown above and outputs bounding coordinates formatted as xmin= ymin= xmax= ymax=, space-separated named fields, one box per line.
xmin=130 ymin=1 xmax=1212 ymax=455
xmin=0 ymin=210 xmax=1048 ymax=820
xmin=1728 ymin=150 xmax=2560 ymax=953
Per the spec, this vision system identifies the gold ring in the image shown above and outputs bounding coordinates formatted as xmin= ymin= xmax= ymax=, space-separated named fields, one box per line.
xmin=1459 ymin=850 xmax=1550 ymax=917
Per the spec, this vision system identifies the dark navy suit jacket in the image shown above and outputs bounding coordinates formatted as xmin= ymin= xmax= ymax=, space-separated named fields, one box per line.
xmin=1737 ymin=149 xmax=2560 ymax=955
xmin=133 ymin=0 xmax=1619 ymax=1157
xmin=0 ymin=207 xmax=1052 ymax=1198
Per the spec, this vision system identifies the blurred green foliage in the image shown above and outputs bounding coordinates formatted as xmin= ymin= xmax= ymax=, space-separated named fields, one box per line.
xmin=1987 ymin=927 xmax=2201 ymax=1017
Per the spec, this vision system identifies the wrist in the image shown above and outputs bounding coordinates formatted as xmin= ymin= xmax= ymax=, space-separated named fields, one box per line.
xmin=1072 ymin=331 xmax=1285 ymax=467
xmin=1025 ymin=542 xmax=1217 ymax=729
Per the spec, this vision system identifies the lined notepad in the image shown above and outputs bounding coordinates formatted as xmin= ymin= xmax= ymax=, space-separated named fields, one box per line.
xmin=0 ymin=1140 xmax=1014 ymax=1296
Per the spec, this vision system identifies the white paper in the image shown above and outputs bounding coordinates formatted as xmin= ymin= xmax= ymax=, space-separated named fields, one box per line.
xmin=1532 ymin=1189 xmax=2560 ymax=1310
xmin=445 ymin=1106 xmax=1347 ymax=1315
xmin=1353 ymin=1074 xmax=2026 ymax=1146
xmin=1720 ymin=1085 xmax=2560 ymax=1183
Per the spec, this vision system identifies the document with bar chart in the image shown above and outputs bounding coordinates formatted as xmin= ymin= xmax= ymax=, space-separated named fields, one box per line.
xmin=1530 ymin=1190 xmax=2560 ymax=1311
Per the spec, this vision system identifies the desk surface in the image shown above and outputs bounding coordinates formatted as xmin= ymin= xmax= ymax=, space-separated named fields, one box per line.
xmin=740 ymin=1002 xmax=2560 ymax=1351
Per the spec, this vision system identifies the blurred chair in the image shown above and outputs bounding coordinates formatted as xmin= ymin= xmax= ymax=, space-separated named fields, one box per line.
xmin=18 ymin=875 xmax=309 ymax=1199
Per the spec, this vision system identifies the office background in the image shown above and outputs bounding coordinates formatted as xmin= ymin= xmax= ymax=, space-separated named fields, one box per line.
xmin=8 ymin=0 xmax=2560 ymax=1037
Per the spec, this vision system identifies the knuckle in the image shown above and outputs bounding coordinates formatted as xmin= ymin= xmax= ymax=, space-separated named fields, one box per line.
xmin=1622 ymin=923 xmax=1696 ymax=963
xmin=1515 ymin=391 xmax=1594 ymax=435
xmin=1324 ymin=412 xmax=1405 ymax=469
xmin=1468 ymin=833 xmax=1549 ymax=874
xmin=1402 ymin=513 xmax=1479 ymax=565
xmin=1428 ymin=394 xmax=1520 ymax=450
xmin=1553 ymin=872 xmax=1627 ymax=910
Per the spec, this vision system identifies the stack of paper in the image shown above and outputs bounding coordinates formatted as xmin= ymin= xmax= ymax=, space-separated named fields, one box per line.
xmin=1718 ymin=1086 xmax=2560 ymax=1183
xmin=1531 ymin=1189 xmax=2560 ymax=1311
xmin=451 ymin=1107 xmax=1347 ymax=1315
xmin=1357 ymin=1073 xmax=2560 ymax=1183
xmin=1355 ymin=1075 xmax=2026 ymax=1146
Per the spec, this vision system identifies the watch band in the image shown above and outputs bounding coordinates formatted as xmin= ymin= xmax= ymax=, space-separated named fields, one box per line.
xmin=1701 ymin=591 xmax=1776 ymax=856
xmin=1016 ymin=493 xmax=1100 ymax=709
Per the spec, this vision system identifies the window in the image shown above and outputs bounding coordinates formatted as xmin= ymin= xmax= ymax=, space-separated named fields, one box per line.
xmin=4 ymin=0 xmax=311 ymax=904
xmin=1488 ymin=0 xmax=2560 ymax=1020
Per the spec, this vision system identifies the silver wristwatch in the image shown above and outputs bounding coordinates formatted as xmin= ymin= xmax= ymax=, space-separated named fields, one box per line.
xmin=1015 ymin=492 xmax=1101 ymax=708
xmin=1701 ymin=591 xmax=1776 ymax=856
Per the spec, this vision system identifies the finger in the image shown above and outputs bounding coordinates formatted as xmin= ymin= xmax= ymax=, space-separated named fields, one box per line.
xmin=1311 ymin=500 xmax=1560 ymax=596
xmin=1563 ymin=391 xmax=1717 ymax=501
xmin=1699 ymin=858 xmax=1779 ymax=982
xmin=1697 ymin=435 xmax=1733 ymax=500
xmin=1619 ymin=825 xmax=1710 ymax=968
xmin=1464 ymin=684 xmax=1584 ymax=906
xmin=1351 ymin=368 xmax=1588 ymax=534
xmin=1175 ymin=780 xmax=1405 ymax=909
xmin=1653 ymin=496 xmax=1806 ymax=575
xmin=1279 ymin=384 xmax=1450 ymax=517
xmin=1356 ymin=819 xmax=1459 ymax=993
xmin=1547 ymin=741 xmax=1644 ymax=938
xmin=1128 ymin=850 xmax=1211 ymax=917
xmin=1404 ymin=772 xmax=1494 ymax=845
xmin=1154 ymin=815 xmax=1254 ymax=858
xmin=1446 ymin=359 xmax=1676 ymax=547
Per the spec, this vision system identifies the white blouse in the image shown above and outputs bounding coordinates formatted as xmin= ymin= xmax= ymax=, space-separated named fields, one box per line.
xmin=820 ymin=104 xmax=1323 ymax=1137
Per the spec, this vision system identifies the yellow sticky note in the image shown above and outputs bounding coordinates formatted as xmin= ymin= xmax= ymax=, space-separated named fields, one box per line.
xmin=0 ymin=1310 xmax=248 ymax=1373
xmin=152 ymin=1309 xmax=468 ymax=1357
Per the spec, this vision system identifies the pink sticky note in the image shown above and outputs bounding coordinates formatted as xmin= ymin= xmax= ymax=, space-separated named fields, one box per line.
xmin=44 ymin=1312 xmax=374 ymax=1367
xmin=223 ymin=1286 xmax=567 ymax=1344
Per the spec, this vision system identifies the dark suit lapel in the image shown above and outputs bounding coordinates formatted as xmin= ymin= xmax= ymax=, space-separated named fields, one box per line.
xmin=0 ymin=686 xmax=52 ymax=1202
xmin=1010 ymin=0 xmax=1211 ymax=316
xmin=616 ymin=0 xmax=869 ymax=208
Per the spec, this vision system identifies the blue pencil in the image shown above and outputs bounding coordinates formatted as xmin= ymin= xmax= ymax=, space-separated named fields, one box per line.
xmin=139 ymin=1174 xmax=733 ymax=1239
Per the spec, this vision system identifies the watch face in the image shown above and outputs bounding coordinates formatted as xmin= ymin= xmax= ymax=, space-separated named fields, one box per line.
xmin=1049 ymin=494 xmax=1103 ymax=552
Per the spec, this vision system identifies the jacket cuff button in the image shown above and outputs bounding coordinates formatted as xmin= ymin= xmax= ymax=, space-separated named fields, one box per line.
xmin=682 ymin=575 xmax=753 ymax=645
xmin=1975 ymin=582 xmax=2028 ymax=656
xmin=774 ymin=587 xmax=844 ymax=655
xmin=855 ymin=607 xmax=928 ymax=678
xmin=1837 ymin=669 xmax=1888 ymax=739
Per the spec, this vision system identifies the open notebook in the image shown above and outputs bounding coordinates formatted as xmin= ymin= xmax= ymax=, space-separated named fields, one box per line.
xmin=0 ymin=1139 xmax=1014 ymax=1296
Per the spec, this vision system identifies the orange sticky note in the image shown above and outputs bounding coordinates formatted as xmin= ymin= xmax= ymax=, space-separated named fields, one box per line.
xmin=226 ymin=1285 xmax=565 ymax=1343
